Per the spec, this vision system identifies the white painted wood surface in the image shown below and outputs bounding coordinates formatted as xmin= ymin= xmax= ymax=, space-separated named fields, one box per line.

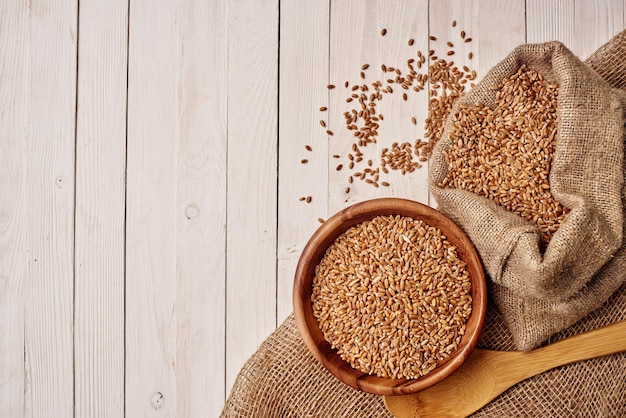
xmin=0 ymin=1 xmax=78 ymax=417
xmin=126 ymin=0 xmax=179 ymax=415
xmin=226 ymin=0 xmax=279 ymax=392
xmin=277 ymin=0 xmax=330 ymax=325
xmin=0 ymin=1 xmax=624 ymax=416
xmin=0 ymin=3 xmax=31 ymax=415
xmin=75 ymin=1 xmax=127 ymax=418
xmin=174 ymin=1 xmax=228 ymax=416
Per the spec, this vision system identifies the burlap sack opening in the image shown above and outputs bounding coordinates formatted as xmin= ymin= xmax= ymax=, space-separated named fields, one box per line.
xmin=222 ymin=30 xmax=626 ymax=417
xmin=429 ymin=41 xmax=626 ymax=350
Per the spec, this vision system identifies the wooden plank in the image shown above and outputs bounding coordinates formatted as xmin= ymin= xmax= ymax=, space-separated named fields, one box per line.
xmin=573 ymin=0 xmax=624 ymax=58
xmin=74 ymin=1 xmax=127 ymax=416
xmin=226 ymin=0 xmax=279 ymax=392
xmin=373 ymin=0 xmax=430 ymax=206
xmin=477 ymin=0 xmax=526 ymax=78
xmin=527 ymin=0 xmax=624 ymax=59
xmin=24 ymin=1 xmax=78 ymax=415
xmin=526 ymin=0 xmax=575 ymax=47
xmin=175 ymin=0 xmax=228 ymax=416
xmin=327 ymin=0 xmax=370 ymax=216
xmin=428 ymin=1 xmax=480 ymax=84
xmin=427 ymin=0 xmax=479 ymax=206
xmin=429 ymin=0 xmax=480 ymax=81
xmin=0 ymin=2 xmax=30 ymax=415
xmin=127 ymin=0 xmax=229 ymax=414
xmin=277 ymin=0 xmax=330 ymax=323
xmin=126 ymin=0 xmax=178 ymax=415
xmin=3 ymin=0 xmax=78 ymax=416
xmin=327 ymin=0 xmax=431 ymax=217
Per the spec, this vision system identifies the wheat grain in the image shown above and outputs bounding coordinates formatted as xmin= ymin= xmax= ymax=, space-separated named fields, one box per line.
xmin=312 ymin=215 xmax=472 ymax=379
xmin=441 ymin=65 xmax=567 ymax=244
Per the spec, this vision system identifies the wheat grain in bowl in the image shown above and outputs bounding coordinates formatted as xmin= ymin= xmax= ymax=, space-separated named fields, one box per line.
xmin=293 ymin=198 xmax=487 ymax=396
xmin=312 ymin=214 xmax=472 ymax=380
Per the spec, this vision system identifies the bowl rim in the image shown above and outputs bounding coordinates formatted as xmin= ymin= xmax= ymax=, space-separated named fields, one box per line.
xmin=293 ymin=197 xmax=487 ymax=396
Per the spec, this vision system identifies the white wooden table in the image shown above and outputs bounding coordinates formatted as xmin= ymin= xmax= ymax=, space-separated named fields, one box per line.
xmin=0 ymin=1 xmax=623 ymax=416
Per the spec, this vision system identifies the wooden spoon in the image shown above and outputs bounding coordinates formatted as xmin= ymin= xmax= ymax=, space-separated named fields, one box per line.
xmin=384 ymin=320 xmax=626 ymax=418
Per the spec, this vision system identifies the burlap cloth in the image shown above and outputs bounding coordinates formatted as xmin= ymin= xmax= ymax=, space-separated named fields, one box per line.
xmin=221 ymin=30 xmax=626 ymax=417
xmin=429 ymin=39 xmax=626 ymax=352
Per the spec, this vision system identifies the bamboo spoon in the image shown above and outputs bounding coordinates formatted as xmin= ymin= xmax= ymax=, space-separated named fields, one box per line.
xmin=384 ymin=320 xmax=626 ymax=418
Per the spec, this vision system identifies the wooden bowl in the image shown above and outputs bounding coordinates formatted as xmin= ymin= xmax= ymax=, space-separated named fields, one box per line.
xmin=293 ymin=198 xmax=487 ymax=396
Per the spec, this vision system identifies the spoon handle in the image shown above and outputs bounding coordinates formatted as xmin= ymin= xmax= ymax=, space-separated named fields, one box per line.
xmin=523 ymin=320 xmax=626 ymax=378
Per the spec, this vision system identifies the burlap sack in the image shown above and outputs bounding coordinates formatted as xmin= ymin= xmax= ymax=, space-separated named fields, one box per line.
xmin=429 ymin=41 xmax=626 ymax=351
xmin=222 ymin=31 xmax=626 ymax=417
xmin=220 ymin=286 xmax=626 ymax=417
xmin=586 ymin=29 xmax=626 ymax=94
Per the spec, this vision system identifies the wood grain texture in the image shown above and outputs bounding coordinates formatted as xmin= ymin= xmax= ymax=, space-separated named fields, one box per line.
xmin=74 ymin=0 xmax=127 ymax=416
xmin=429 ymin=1 xmax=479 ymax=82
xmin=373 ymin=0 xmax=430 ymax=204
xmin=427 ymin=0 xmax=479 ymax=205
xmin=327 ymin=0 xmax=368 ymax=216
xmin=0 ymin=1 xmax=30 ymax=416
xmin=572 ymin=0 xmax=625 ymax=58
xmin=327 ymin=0 xmax=382 ymax=216
xmin=126 ymin=0 xmax=178 ymax=415
xmin=528 ymin=0 xmax=625 ymax=59
xmin=277 ymin=0 xmax=330 ymax=323
xmin=175 ymin=0 xmax=228 ymax=416
xmin=477 ymin=0 xmax=526 ymax=78
xmin=526 ymin=0 xmax=575 ymax=48
xmin=226 ymin=0 xmax=279 ymax=393
xmin=16 ymin=1 xmax=78 ymax=416
xmin=328 ymin=0 xmax=431 ymax=217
